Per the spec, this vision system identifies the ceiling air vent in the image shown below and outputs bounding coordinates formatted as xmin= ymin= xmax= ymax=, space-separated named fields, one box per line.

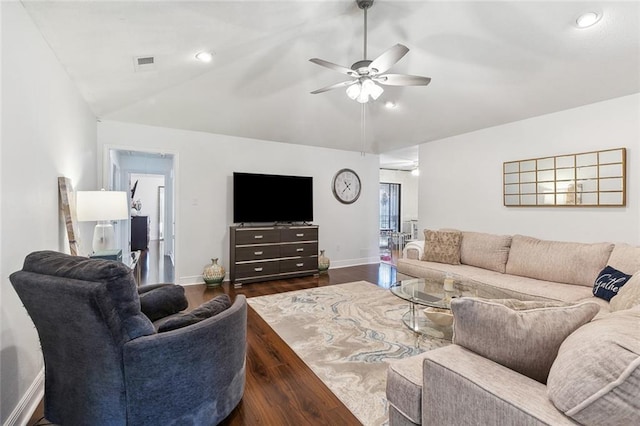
xmin=133 ymin=56 xmax=156 ymax=72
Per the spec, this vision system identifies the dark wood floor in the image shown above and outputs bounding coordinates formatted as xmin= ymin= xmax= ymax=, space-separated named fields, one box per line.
xmin=138 ymin=239 xmax=175 ymax=285
xmin=28 ymin=263 xmax=398 ymax=426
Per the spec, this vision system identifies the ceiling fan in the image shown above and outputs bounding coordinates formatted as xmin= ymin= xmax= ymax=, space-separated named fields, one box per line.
xmin=309 ymin=0 xmax=431 ymax=103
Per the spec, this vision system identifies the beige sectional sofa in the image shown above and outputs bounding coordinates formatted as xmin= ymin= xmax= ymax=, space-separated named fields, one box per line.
xmin=397 ymin=231 xmax=640 ymax=313
xmin=387 ymin=230 xmax=640 ymax=426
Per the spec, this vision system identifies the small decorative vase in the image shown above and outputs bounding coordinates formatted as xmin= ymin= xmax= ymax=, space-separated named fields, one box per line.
xmin=203 ymin=258 xmax=225 ymax=287
xmin=318 ymin=249 xmax=330 ymax=273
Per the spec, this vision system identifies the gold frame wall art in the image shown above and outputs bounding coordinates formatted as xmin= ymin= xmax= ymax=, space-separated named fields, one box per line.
xmin=503 ymin=148 xmax=626 ymax=207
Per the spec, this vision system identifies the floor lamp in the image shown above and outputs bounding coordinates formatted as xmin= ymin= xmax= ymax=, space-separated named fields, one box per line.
xmin=76 ymin=190 xmax=129 ymax=253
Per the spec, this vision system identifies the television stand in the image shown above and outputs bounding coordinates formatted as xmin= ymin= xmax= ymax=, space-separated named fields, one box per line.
xmin=229 ymin=224 xmax=319 ymax=286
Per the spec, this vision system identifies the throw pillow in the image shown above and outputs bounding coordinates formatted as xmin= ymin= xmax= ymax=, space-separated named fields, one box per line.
xmin=158 ymin=294 xmax=231 ymax=332
xmin=547 ymin=309 xmax=640 ymax=425
xmin=610 ymin=272 xmax=640 ymax=312
xmin=138 ymin=284 xmax=189 ymax=321
xmin=422 ymin=229 xmax=462 ymax=265
xmin=593 ymin=265 xmax=632 ymax=301
xmin=451 ymin=298 xmax=600 ymax=384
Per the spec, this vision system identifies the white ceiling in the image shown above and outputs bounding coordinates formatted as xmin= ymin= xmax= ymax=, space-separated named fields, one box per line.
xmin=22 ymin=1 xmax=640 ymax=168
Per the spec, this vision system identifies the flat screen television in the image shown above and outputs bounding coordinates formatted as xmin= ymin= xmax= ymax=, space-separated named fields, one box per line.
xmin=233 ymin=172 xmax=313 ymax=224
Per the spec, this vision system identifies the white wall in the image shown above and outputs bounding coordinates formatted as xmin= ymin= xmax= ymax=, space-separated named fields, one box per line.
xmin=418 ymin=94 xmax=640 ymax=244
xmin=1 ymin=2 xmax=98 ymax=423
xmin=379 ymin=169 xmax=419 ymax=222
xmin=98 ymin=121 xmax=381 ymax=284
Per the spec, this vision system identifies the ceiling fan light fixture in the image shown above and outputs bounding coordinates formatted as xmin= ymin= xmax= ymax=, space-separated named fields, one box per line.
xmin=356 ymin=90 xmax=370 ymax=104
xmin=362 ymin=78 xmax=383 ymax=100
xmin=346 ymin=82 xmax=361 ymax=100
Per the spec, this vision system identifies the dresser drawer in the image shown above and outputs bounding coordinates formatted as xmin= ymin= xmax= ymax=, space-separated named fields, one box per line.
xmin=280 ymin=242 xmax=317 ymax=258
xmin=280 ymin=257 xmax=318 ymax=274
xmin=235 ymin=261 xmax=279 ymax=279
xmin=235 ymin=228 xmax=280 ymax=245
xmin=281 ymin=227 xmax=318 ymax=242
xmin=236 ymin=245 xmax=280 ymax=261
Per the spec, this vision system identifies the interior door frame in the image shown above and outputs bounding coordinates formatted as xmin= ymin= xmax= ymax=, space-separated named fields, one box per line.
xmin=102 ymin=144 xmax=179 ymax=281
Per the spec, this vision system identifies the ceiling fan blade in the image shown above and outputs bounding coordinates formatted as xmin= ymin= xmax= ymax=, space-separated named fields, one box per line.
xmin=368 ymin=44 xmax=410 ymax=74
xmin=309 ymin=58 xmax=356 ymax=76
xmin=374 ymin=74 xmax=431 ymax=86
xmin=311 ymin=80 xmax=357 ymax=94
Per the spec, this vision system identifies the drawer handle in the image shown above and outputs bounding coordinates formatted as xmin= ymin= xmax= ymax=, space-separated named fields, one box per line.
xmin=254 ymin=235 xmax=263 ymax=239
xmin=296 ymin=263 xmax=304 ymax=267
xmin=254 ymin=251 xmax=263 ymax=255
xmin=296 ymin=233 xmax=304 ymax=237
xmin=254 ymin=267 xmax=263 ymax=272
xmin=296 ymin=248 xmax=304 ymax=252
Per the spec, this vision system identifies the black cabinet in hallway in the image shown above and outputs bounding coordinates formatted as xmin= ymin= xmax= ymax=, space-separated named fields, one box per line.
xmin=131 ymin=216 xmax=150 ymax=250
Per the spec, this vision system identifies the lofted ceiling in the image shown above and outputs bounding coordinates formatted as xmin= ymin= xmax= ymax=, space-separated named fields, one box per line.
xmin=21 ymin=1 xmax=640 ymax=167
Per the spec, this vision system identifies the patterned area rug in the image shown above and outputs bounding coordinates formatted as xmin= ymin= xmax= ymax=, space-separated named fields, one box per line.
xmin=247 ymin=281 xmax=448 ymax=425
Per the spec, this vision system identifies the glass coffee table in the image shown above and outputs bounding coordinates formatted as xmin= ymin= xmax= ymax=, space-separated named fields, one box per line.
xmin=390 ymin=277 xmax=478 ymax=341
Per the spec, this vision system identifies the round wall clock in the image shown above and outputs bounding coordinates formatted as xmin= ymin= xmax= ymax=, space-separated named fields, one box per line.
xmin=332 ymin=168 xmax=361 ymax=204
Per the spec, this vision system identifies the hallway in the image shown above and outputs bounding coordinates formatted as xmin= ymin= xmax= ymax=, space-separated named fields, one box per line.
xmin=138 ymin=239 xmax=175 ymax=285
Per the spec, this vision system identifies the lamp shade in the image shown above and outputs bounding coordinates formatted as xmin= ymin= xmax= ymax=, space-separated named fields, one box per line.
xmin=76 ymin=191 xmax=129 ymax=222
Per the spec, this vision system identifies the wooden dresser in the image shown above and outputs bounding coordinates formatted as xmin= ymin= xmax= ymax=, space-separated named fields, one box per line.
xmin=229 ymin=225 xmax=319 ymax=285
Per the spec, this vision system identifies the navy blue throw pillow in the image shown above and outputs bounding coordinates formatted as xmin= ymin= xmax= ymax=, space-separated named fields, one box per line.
xmin=593 ymin=266 xmax=632 ymax=301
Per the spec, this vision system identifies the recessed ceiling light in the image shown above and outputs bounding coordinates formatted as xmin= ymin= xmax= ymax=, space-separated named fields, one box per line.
xmin=195 ymin=51 xmax=214 ymax=63
xmin=385 ymin=101 xmax=397 ymax=109
xmin=576 ymin=12 xmax=601 ymax=28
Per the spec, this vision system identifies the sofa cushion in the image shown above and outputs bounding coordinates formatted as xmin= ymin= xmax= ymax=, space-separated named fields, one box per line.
xmin=505 ymin=235 xmax=614 ymax=287
xmin=607 ymin=243 xmax=640 ymax=275
xmin=157 ymin=294 xmax=231 ymax=332
xmin=451 ymin=297 xmax=600 ymax=383
xmin=422 ymin=229 xmax=462 ymax=265
xmin=547 ymin=308 xmax=640 ymax=425
xmin=460 ymin=231 xmax=512 ymax=273
xmin=592 ymin=265 xmax=632 ymax=302
xmin=610 ymin=273 xmax=640 ymax=312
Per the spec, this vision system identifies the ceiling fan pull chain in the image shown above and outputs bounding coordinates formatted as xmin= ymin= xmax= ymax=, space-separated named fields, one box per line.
xmin=361 ymin=102 xmax=367 ymax=155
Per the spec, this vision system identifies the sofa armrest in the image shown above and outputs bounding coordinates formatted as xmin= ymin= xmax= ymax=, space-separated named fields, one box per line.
xmin=122 ymin=295 xmax=247 ymax=424
xmin=403 ymin=240 xmax=424 ymax=260
xmin=422 ymin=345 xmax=577 ymax=425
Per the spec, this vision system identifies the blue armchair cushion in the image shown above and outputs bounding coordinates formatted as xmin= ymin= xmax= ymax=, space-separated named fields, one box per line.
xmin=138 ymin=284 xmax=188 ymax=321
xmin=157 ymin=294 xmax=231 ymax=332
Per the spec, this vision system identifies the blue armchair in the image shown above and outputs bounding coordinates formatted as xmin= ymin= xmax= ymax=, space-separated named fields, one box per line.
xmin=10 ymin=250 xmax=246 ymax=425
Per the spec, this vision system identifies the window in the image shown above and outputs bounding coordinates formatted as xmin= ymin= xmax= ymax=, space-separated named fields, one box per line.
xmin=380 ymin=183 xmax=401 ymax=231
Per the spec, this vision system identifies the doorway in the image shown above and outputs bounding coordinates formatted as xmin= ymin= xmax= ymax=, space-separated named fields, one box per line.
xmin=107 ymin=149 xmax=176 ymax=284
xmin=380 ymin=182 xmax=401 ymax=264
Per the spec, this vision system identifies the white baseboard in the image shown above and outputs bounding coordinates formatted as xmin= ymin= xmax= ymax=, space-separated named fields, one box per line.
xmin=178 ymin=275 xmax=213 ymax=286
xmin=177 ymin=258 xmax=381 ymax=286
xmin=4 ymin=368 xmax=44 ymax=426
